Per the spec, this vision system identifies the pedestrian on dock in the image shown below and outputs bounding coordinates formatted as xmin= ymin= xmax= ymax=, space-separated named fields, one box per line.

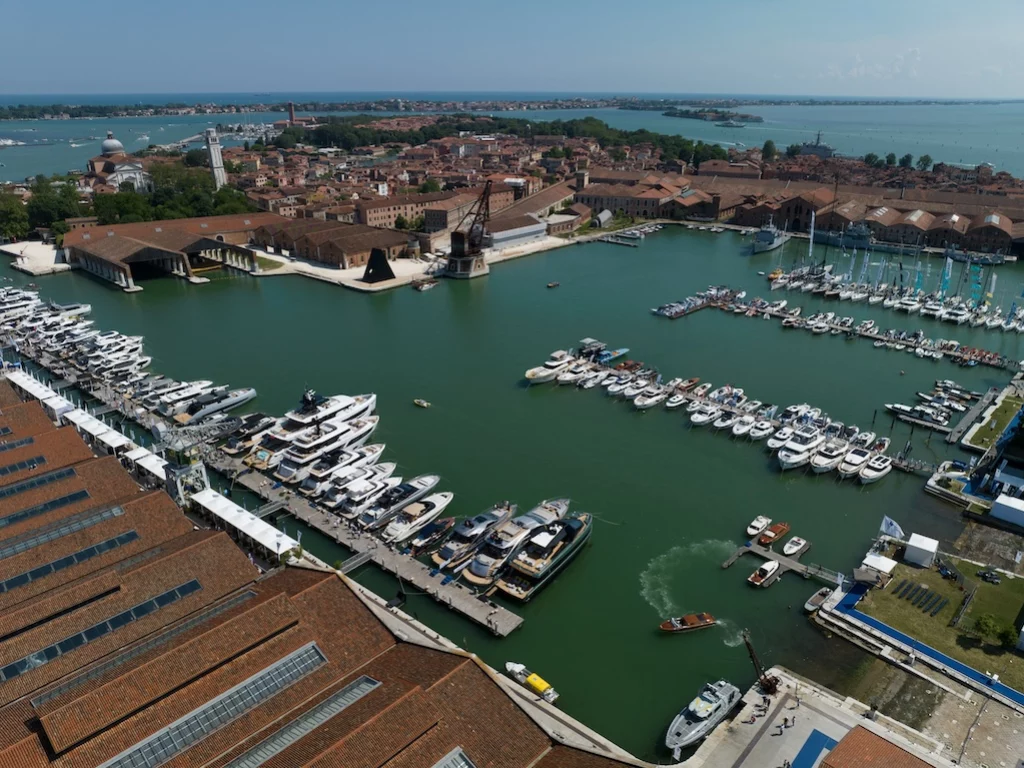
xmin=783 ymin=717 xmax=790 ymax=728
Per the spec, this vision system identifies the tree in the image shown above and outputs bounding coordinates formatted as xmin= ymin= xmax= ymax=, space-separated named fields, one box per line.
xmin=863 ymin=153 xmax=879 ymax=167
xmin=25 ymin=180 xmax=80 ymax=230
xmin=974 ymin=613 xmax=1000 ymax=640
xmin=418 ymin=179 xmax=441 ymax=194
xmin=762 ymin=140 xmax=777 ymax=162
xmin=410 ymin=215 xmax=425 ymax=231
xmin=243 ymin=140 xmax=250 ymax=151
xmin=785 ymin=143 xmax=801 ymax=158
xmin=0 ymin=194 xmax=29 ymax=240
xmin=917 ymin=154 xmax=933 ymax=171
xmin=609 ymin=148 xmax=626 ymax=162
xmin=998 ymin=624 xmax=1020 ymax=649
xmin=885 ymin=153 xmax=896 ymax=166
xmin=899 ymin=153 xmax=913 ymax=168
xmin=183 ymin=148 xmax=207 ymax=167
xmin=544 ymin=146 xmax=564 ymax=159
xmin=394 ymin=214 xmax=409 ymax=230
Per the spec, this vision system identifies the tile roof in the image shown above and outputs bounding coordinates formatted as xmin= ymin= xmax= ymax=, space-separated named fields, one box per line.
xmin=821 ymin=726 xmax=932 ymax=768
xmin=0 ymin=401 xmax=60 ymax=440
xmin=0 ymin=426 xmax=93 ymax=488
xmin=0 ymin=383 xmax=23 ymax=409
xmin=63 ymin=213 xmax=283 ymax=251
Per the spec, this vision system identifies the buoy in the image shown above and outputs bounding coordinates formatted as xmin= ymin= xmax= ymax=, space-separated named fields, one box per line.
xmin=900 ymin=370 xmax=905 ymax=376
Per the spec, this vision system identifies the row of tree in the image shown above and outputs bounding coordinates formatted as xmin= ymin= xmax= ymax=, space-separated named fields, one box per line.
xmin=863 ymin=152 xmax=933 ymax=171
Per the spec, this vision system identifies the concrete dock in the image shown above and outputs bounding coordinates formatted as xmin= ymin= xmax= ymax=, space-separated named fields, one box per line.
xmin=207 ymin=453 xmax=525 ymax=637
xmin=946 ymin=386 xmax=999 ymax=444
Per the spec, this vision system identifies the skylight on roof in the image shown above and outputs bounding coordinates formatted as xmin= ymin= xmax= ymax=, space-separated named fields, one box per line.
xmin=985 ymin=213 xmax=1001 ymax=225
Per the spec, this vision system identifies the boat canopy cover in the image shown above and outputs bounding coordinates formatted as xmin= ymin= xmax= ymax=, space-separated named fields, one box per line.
xmin=531 ymin=531 xmax=556 ymax=548
xmin=688 ymin=693 xmax=717 ymax=719
xmin=525 ymin=673 xmax=551 ymax=695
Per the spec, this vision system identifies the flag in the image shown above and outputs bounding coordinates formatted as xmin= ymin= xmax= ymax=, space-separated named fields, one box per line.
xmin=879 ymin=516 xmax=906 ymax=540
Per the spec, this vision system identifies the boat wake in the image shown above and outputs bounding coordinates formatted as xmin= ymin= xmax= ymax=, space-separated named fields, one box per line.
xmin=717 ymin=619 xmax=745 ymax=647
xmin=639 ymin=539 xmax=735 ymax=616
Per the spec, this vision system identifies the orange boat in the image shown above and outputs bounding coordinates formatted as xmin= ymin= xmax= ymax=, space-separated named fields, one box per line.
xmin=679 ymin=377 xmax=700 ymax=391
xmin=758 ymin=522 xmax=790 ymax=547
xmin=659 ymin=613 xmax=717 ymax=633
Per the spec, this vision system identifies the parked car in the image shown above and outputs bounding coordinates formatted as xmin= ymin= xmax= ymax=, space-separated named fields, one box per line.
xmin=977 ymin=570 xmax=1001 ymax=585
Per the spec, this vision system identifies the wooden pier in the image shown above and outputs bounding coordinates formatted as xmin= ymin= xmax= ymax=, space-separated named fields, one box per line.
xmin=722 ymin=542 xmax=842 ymax=586
xmin=208 ymin=454 xmax=524 ymax=637
xmin=946 ymin=386 xmax=999 ymax=444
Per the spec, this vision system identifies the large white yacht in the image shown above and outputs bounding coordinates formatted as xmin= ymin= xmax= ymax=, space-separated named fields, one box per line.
xmin=463 ymin=498 xmax=570 ymax=588
xmin=777 ymin=427 xmax=825 ymax=470
xmin=809 ymin=437 xmax=849 ymax=473
xmin=319 ymin=463 xmax=397 ymax=509
xmin=156 ymin=381 xmax=216 ymax=416
xmin=272 ymin=415 xmax=379 ymax=483
xmin=356 ymin=474 xmax=441 ymax=530
xmin=381 ymin=492 xmax=456 ymax=544
xmin=297 ymin=443 xmax=385 ymax=496
xmin=524 ymin=350 xmax=573 ymax=384
xmin=837 ymin=447 xmax=872 ymax=478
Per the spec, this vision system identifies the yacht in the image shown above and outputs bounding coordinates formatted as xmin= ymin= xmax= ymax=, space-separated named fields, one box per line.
xmin=634 ymin=388 xmax=668 ymax=410
xmin=665 ymin=393 xmax=688 ymax=410
xmin=664 ymin=681 xmax=741 ymax=759
xmin=335 ymin=475 xmax=403 ymax=518
xmin=837 ymin=447 xmax=872 ymax=478
xmin=748 ymin=560 xmax=780 ymax=587
xmin=381 ymin=492 xmax=455 ymax=543
xmin=749 ymin=420 xmax=774 ymax=440
xmin=297 ymin=443 xmax=385 ymax=496
xmin=157 ymin=381 xmax=219 ymax=416
xmin=173 ymin=386 xmax=256 ymax=425
xmin=777 ymin=427 xmax=825 ymax=470
xmin=752 ymin=218 xmax=791 ymax=254
xmin=273 ymin=415 xmax=379 ymax=483
xmin=859 ymin=455 xmax=893 ymax=484
xmin=731 ymin=415 xmax=756 ymax=437
xmin=765 ymin=426 xmax=793 ymax=451
xmin=463 ymin=498 xmax=571 ymax=588
xmin=690 ymin=405 xmax=721 ymax=426
xmin=712 ymin=412 xmax=739 ymax=430
xmin=356 ymin=474 xmax=441 ymax=530
xmin=319 ymin=462 xmax=396 ymax=508
xmin=579 ymin=369 xmax=609 ymax=389
xmin=746 ymin=515 xmax=771 ymax=537
xmin=494 ymin=513 xmax=592 ymax=601
xmin=556 ymin=362 xmax=591 ymax=385
xmin=432 ymin=503 xmax=516 ymax=570
xmin=524 ymin=350 xmax=572 ymax=384
xmin=810 ymin=437 xmax=849 ymax=473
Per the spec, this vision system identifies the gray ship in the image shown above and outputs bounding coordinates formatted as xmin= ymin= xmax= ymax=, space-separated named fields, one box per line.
xmin=665 ymin=679 xmax=741 ymax=759
xmin=812 ymin=223 xmax=922 ymax=256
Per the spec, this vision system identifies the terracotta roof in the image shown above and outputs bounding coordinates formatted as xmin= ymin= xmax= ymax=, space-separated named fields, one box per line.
xmin=968 ymin=210 xmax=1013 ymax=234
xmin=63 ymin=213 xmax=282 ymax=251
xmin=0 ymin=382 xmax=23 ymax=409
xmin=489 ymin=215 xmax=544 ymax=233
xmin=821 ymin=726 xmax=933 ymax=768
xmin=0 ymin=401 xmax=59 ymax=440
xmin=0 ymin=426 xmax=92 ymax=488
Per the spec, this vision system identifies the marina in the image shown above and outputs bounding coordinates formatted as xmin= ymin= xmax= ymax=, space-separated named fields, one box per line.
xmin=0 ymin=225 xmax=1010 ymax=760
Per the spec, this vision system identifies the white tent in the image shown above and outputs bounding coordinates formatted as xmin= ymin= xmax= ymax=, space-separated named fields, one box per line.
xmin=905 ymin=533 xmax=939 ymax=568
xmin=992 ymin=494 xmax=1024 ymax=528
xmin=861 ymin=553 xmax=899 ymax=575
xmin=42 ymin=394 xmax=74 ymax=422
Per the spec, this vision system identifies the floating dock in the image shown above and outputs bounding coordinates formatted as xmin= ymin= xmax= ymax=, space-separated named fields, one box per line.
xmin=722 ymin=542 xmax=842 ymax=586
xmin=208 ymin=453 xmax=524 ymax=637
xmin=946 ymin=387 xmax=999 ymax=444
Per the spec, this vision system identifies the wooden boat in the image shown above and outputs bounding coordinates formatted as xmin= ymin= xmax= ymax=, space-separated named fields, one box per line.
xmin=659 ymin=613 xmax=717 ymax=633
xmin=758 ymin=522 xmax=790 ymax=547
xmin=679 ymin=377 xmax=700 ymax=391
xmin=413 ymin=399 xmax=432 ymax=408
xmin=748 ymin=560 xmax=780 ymax=587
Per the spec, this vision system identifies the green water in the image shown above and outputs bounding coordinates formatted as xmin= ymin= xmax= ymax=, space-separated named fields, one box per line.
xmin=10 ymin=229 xmax=1021 ymax=761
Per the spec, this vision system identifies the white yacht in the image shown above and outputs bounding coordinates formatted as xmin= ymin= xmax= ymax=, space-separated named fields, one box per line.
xmin=357 ymin=474 xmax=441 ymax=530
xmin=777 ymin=427 xmax=825 ymax=470
xmin=634 ymin=388 xmax=668 ymax=410
xmin=174 ymin=386 xmax=257 ymax=425
xmin=463 ymin=498 xmax=570 ymax=588
xmin=524 ymin=350 xmax=572 ymax=384
xmin=319 ymin=463 xmax=397 ymax=509
xmin=665 ymin=681 xmax=741 ymax=759
xmin=156 ymin=380 xmax=216 ymax=416
xmin=765 ymin=426 xmax=793 ymax=451
xmin=749 ymin=420 xmax=774 ymax=440
xmin=297 ymin=443 xmax=385 ymax=497
xmin=731 ymin=415 xmax=756 ymax=437
xmin=381 ymin=492 xmax=455 ymax=543
xmin=837 ymin=447 xmax=872 ymax=478
xmin=859 ymin=455 xmax=893 ymax=484
xmin=273 ymin=415 xmax=379 ymax=483
xmin=746 ymin=515 xmax=771 ymax=537
xmin=809 ymin=438 xmax=849 ymax=473
xmin=335 ymin=476 xmax=404 ymax=519
xmin=690 ymin=405 xmax=721 ymax=426
xmin=556 ymin=362 xmax=591 ymax=385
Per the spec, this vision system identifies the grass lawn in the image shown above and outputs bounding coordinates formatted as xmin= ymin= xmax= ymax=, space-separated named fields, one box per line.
xmin=971 ymin=396 xmax=1023 ymax=451
xmin=859 ymin=558 xmax=1024 ymax=691
xmin=254 ymin=255 xmax=284 ymax=272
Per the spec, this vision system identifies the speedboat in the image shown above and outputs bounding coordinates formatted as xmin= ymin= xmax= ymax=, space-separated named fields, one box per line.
xmin=381 ymin=492 xmax=455 ymax=543
xmin=777 ymin=427 xmax=825 ymax=470
xmin=837 ymin=447 xmax=872 ymax=478
xmin=712 ymin=412 xmax=739 ymax=430
xmin=664 ymin=680 xmax=741 ymax=759
xmin=746 ymin=515 xmax=771 ymax=537
xmin=665 ymin=393 xmax=688 ymax=410
xmin=690 ymin=405 xmax=721 ymax=426
xmin=634 ymin=389 xmax=668 ymax=410
xmin=747 ymin=560 xmax=780 ymax=587
xmin=731 ymin=415 xmax=756 ymax=437
xmin=524 ymin=350 xmax=572 ymax=384
xmin=556 ymin=362 xmax=591 ymax=385
xmin=783 ymin=537 xmax=808 ymax=556
xmin=810 ymin=438 xmax=849 ymax=473
xmin=749 ymin=421 xmax=774 ymax=440
xmin=765 ymin=426 xmax=793 ymax=451
xmin=692 ymin=383 xmax=713 ymax=398
xmin=606 ymin=375 xmax=633 ymax=396
xmin=660 ymin=613 xmax=717 ymax=633
xmin=579 ymin=369 xmax=609 ymax=389
xmin=859 ymin=455 xmax=893 ymax=484
xmin=758 ymin=522 xmax=790 ymax=546
xmin=623 ymin=380 xmax=650 ymax=400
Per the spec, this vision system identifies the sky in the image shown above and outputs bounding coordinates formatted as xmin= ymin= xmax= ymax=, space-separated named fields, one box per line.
xmin=5 ymin=0 xmax=1024 ymax=99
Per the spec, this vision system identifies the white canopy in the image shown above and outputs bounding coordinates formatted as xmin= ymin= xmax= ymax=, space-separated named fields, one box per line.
xmin=61 ymin=408 xmax=93 ymax=427
xmin=4 ymin=370 xmax=56 ymax=402
xmin=42 ymin=394 xmax=74 ymax=420
xmin=97 ymin=430 xmax=134 ymax=451
xmin=136 ymin=453 xmax=168 ymax=480
xmin=123 ymin=446 xmax=153 ymax=463
xmin=862 ymin=553 xmax=899 ymax=575
xmin=191 ymin=488 xmax=299 ymax=558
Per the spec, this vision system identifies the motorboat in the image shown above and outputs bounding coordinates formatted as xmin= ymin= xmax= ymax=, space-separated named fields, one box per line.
xmin=319 ymin=463 xmax=397 ymax=508
xmin=804 ymin=587 xmax=833 ymax=613
xmin=749 ymin=421 xmax=774 ymax=440
xmin=809 ymin=437 xmax=849 ymax=473
xmin=748 ymin=560 xmax=780 ymax=587
xmin=777 ymin=427 xmax=825 ymax=470
xmin=432 ymin=503 xmax=516 ymax=570
xmin=524 ymin=350 xmax=572 ymax=384
xmin=357 ymin=474 xmax=441 ymax=530
xmin=659 ymin=613 xmax=717 ymax=633
xmin=712 ymin=412 xmax=739 ymax=430
xmin=381 ymin=492 xmax=455 ymax=543
xmin=556 ymin=362 xmax=591 ymax=386
xmin=851 ymin=430 xmax=875 ymax=448
xmin=837 ymin=447 xmax=872 ymax=478
xmin=634 ymin=388 xmax=668 ymax=410
xmin=783 ymin=537 xmax=808 ymax=556
xmin=463 ymin=498 xmax=570 ymax=588
xmin=406 ymin=517 xmax=456 ymax=555
xmin=692 ymin=383 xmax=713 ymax=398
xmin=765 ymin=426 xmax=793 ymax=451
xmin=622 ymin=380 xmax=651 ymax=400
xmin=758 ymin=522 xmax=790 ymax=546
xmin=579 ymin=369 xmax=609 ymax=389
xmin=173 ymin=386 xmax=256 ymax=425
xmin=495 ymin=512 xmax=592 ymax=601
xmin=606 ymin=375 xmax=633 ymax=396
xmin=731 ymin=415 xmax=756 ymax=437
xmin=690 ymin=405 xmax=721 ymax=426
xmin=155 ymin=380 xmax=215 ymax=416
xmin=273 ymin=415 xmax=379 ymax=483
xmin=505 ymin=662 xmax=558 ymax=704
xmin=335 ymin=475 xmax=403 ymax=518
xmin=745 ymin=515 xmax=771 ymax=537
xmin=859 ymin=455 xmax=893 ymax=484
xmin=665 ymin=393 xmax=688 ymax=410
xmin=297 ymin=444 xmax=386 ymax=497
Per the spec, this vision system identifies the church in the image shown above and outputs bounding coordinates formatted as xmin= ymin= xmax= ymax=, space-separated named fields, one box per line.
xmin=80 ymin=132 xmax=152 ymax=193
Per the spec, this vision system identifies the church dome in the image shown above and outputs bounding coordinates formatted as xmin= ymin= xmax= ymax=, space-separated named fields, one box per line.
xmin=101 ymin=131 xmax=125 ymax=156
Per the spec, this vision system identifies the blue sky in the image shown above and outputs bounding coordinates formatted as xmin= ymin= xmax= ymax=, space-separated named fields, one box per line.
xmin=5 ymin=0 xmax=1023 ymax=98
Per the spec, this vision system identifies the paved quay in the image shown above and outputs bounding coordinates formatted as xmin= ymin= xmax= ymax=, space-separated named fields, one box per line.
xmin=207 ymin=452 xmax=525 ymax=637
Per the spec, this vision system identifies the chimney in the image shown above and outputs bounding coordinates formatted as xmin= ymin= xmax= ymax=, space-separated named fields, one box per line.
xmin=288 ymin=101 xmax=296 ymax=126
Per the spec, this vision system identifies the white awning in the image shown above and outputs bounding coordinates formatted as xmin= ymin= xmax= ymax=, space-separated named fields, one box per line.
xmin=97 ymin=430 xmax=133 ymax=451
xmin=136 ymin=453 xmax=168 ymax=479
xmin=4 ymin=370 xmax=56 ymax=402
xmin=862 ymin=553 xmax=898 ymax=574
xmin=77 ymin=417 xmax=113 ymax=440
xmin=62 ymin=408 xmax=93 ymax=426
xmin=42 ymin=394 xmax=74 ymax=419
xmin=124 ymin=446 xmax=152 ymax=463
xmin=191 ymin=488 xmax=299 ymax=557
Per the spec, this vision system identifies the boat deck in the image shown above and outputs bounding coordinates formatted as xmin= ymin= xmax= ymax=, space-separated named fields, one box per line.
xmin=208 ymin=453 xmax=524 ymax=637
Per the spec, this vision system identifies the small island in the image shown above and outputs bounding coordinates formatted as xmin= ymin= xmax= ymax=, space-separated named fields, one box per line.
xmin=662 ymin=108 xmax=764 ymax=124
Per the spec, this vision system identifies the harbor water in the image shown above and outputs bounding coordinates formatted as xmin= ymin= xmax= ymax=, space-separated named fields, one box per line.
xmin=5 ymin=228 xmax=1019 ymax=761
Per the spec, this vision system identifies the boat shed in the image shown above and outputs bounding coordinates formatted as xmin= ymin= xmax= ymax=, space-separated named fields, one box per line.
xmin=486 ymin=215 xmax=548 ymax=249
xmin=122 ymin=445 xmax=153 ymax=472
xmin=593 ymin=209 xmax=614 ymax=228
xmin=41 ymin=393 xmax=74 ymax=422
xmin=905 ymin=533 xmax=939 ymax=568
xmin=991 ymin=493 xmax=1024 ymax=527
xmin=191 ymin=487 xmax=299 ymax=564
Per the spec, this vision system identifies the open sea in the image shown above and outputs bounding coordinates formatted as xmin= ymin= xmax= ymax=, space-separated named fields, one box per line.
xmin=3 ymin=92 xmax=1024 ymax=181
